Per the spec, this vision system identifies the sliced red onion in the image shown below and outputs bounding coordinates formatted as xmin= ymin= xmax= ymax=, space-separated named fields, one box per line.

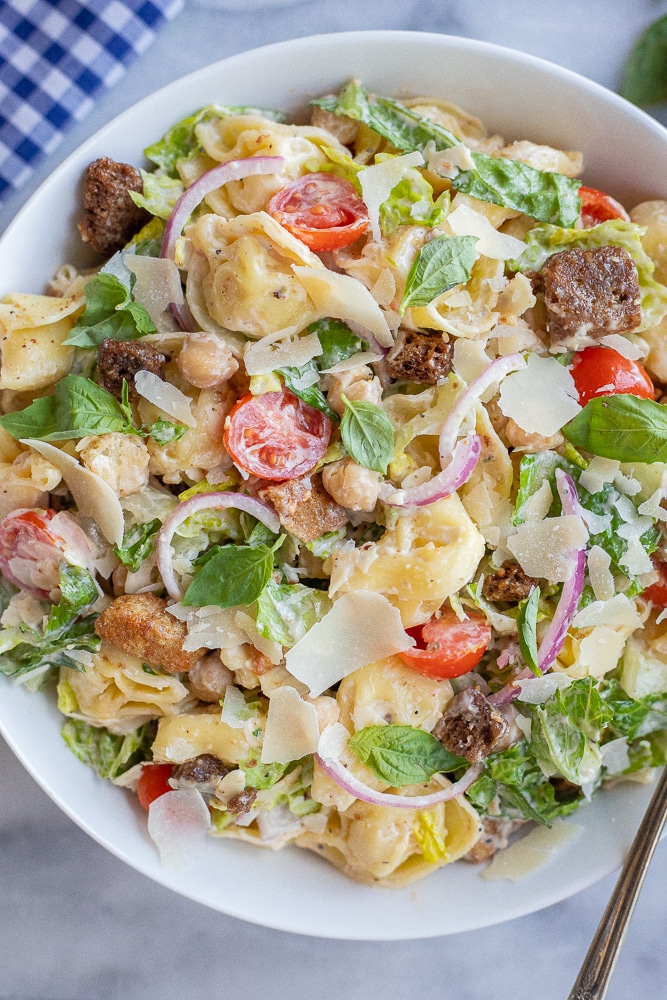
xmin=156 ymin=491 xmax=281 ymax=600
xmin=147 ymin=788 xmax=211 ymax=868
xmin=169 ymin=300 xmax=197 ymax=332
xmin=490 ymin=470 xmax=586 ymax=707
xmin=160 ymin=155 xmax=285 ymax=262
xmin=380 ymin=434 xmax=481 ymax=507
xmin=315 ymin=724 xmax=482 ymax=809
xmin=439 ymin=353 xmax=526 ymax=462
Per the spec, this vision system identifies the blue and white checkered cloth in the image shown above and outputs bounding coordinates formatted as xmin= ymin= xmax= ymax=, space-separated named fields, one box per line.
xmin=0 ymin=0 xmax=184 ymax=201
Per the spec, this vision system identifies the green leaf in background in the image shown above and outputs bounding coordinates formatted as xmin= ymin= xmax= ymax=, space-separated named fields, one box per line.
xmin=147 ymin=417 xmax=189 ymax=446
xmin=183 ymin=539 xmax=282 ymax=609
xmin=130 ymin=170 xmax=184 ymax=220
xmin=401 ymin=233 xmax=477 ymax=313
xmin=348 ymin=725 xmax=465 ymax=787
xmin=0 ymin=374 xmax=137 ymax=441
xmin=61 ymin=719 xmax=153 ymax=779
xmin=114 ymin=519 xmax=162 ymax=573
xmin=621 ymin=14 xmax=667 ymax=108
xmin=517 ymin=586 xmax=540 ymax=675
xmin=340 ymin=395 xmax=395 ymax=473
xmin=63 ymin=273 xmax=156 ymax=349
xmin=44 ymin=564 xmax=99 ymax=635
xmin=563 ymin=393 xmax=667 ymax=463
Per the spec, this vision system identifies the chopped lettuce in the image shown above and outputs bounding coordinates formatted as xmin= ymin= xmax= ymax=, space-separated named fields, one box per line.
xmin=130 ymin=170 xmax=184 ymax=220
xmin=255 ymin=579 xmax=332 ymax=647
xmin=379 ymin=170 xmax=449 ymax=235
xmin=114 ymin=518 xmax=161 ymax=573
xmin=61 ymin=719 xmax=154 ymax=779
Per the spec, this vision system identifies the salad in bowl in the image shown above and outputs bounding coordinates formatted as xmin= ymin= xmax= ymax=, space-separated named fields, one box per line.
xmin=2 ymin=32 xmax=667 ymax=936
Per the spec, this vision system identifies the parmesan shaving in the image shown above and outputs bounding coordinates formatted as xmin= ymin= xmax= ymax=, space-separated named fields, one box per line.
xmin=423 ymin=140 xmax=476 ymax=178
xmin=134 ymin=370 xmax=196 ymax=427
xmin=577 ymin=625 xmax=627 ymax=678
xmin=321 ymin=351 xmax=384 ymax=373
xmin=220 ymin=684 xmax=250 ymax=730
xmin=579 ymin=457 xmax=620 ymax=495
xmin=21 ymin=438 xmax=124 ymax=546
xmin=481 ymin=819 xmax=582 ymax=882
xmin=587 ymin=545 xmax=615 ymax=602
xmin=572 ymin=593 xmax=643 ymax=630
xmin=285 ymin=592 xmax=416 ymax=697
xmin=124 ymin=255 xmax=183 ymax=330
xmin=292 ymin=266 xmax=394 ymax=347
xmin=446 ymin=204 xmax=526 ymax=260
xmin=452 ymin=339 xmax=490 ymax=384
xmin=358 ymin=151 xmax=425 ymax=242
xmin=167 ymin=603 xmax=248 ymax=651
xmin=260 ymin=686 xmax=320 ymax=764
xmin=506 ymin=515 xmax=588 ymax=583
xmin=638 ymin=487 xmax=667 ymax=521
xmin=244 ymin=330 xmax=322 ymax=376
xmin=515 ymin=673 xmax=573 ymax=704
xmin=598 ymin=334 xmax=645 ymax=360
xmin=497 ymin=354 xmax=581 ymax=436
xmin=600 ymin=737 xmax=630 ymax=775
xmin=520 ymin=480 xmax=553 ymax=523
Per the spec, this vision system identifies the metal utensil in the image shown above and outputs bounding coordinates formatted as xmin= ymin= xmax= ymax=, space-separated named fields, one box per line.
xmin=568 ymin=766 xmax=667 ymax=1000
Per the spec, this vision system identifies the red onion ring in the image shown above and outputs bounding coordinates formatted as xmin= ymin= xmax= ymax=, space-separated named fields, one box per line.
xmin=315 ymin=725 xmax=482 ymax=809
xmin=156 ymin=491 xmax=281 ymax=600
xmin=439 ymin=353 xmax=526 ymax=462
xmin=380 ymin=434 xmax=481 ymax=507
xmin=160 ymin=155 xmax=285 ymax=263
xmin=489 ymin=469 xmax=586 ymax=706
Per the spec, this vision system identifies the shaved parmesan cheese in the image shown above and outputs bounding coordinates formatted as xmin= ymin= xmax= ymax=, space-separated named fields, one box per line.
xmin=506 ymin=515 xmax=588 ymax=583
xmin=358 ymin=151 xmax=425 ymax=242
xmin=579 ymin=506 xmax=612 ymax=535
xmin=125 ymin=255 xmax=183 ymax=330
xmin=260 ymin=686 xmax=320 ymax=764
xmin=292 ymin=266 xmax=393 ymax=347
xmin=452 ymin=339 xmax=491 ymax=383
xmin=285 ymin=592 xmax=416 ymax=697
xmin=599 ymin=334 xmax=645 ymax=360
xmin=613 ymin=470 xmax=642 ymax=497
xmin=577 ymin=625 xmax=627 ymax=678
xmin=515 ymin=673 xmax=573 ymax=704
xmin=321 ymin=351 xmax=384 ymax=374
xmin=21 ymin=438 xmax=124 ymax=546
xmin=638 ymin=487 xmax=667 ymax=521
xmin=215 ymin=769 xmax=246 ymax=804
xmin=134 ymin=370 xmax=195 ymax=427
xmin=167 ymin=604 xmax=248 ymax=652
xmin=147 ymin=788 xmax=211 ymax=868
xmin=600 ymin=737 xmax=630 ymax=775
xmin=221 ymin=684 xmax=250 ymax=730
xmin=579 ymin=457 xmax=620 ymax=495
xmin=587 ymin=545 xmax=615 ymax=602
xmin=481 ymin=819 xmax=581 ymax=882
xmin=520 ymin=480 xmax=553 ymax=523
xmin=234 ymin=610 xmax=283 ymax=665
xmin=244 ymin=330 xmax=322 ymax=376
xmin=572 ymin=593 xmax=643 ymax=630
xmin=423 ymin=140 xmax=476 ymax=178
xmin=446 ymin=204 xmax=526 ymax=260
xmin=497 ymin=354 xmax=580 ymax=436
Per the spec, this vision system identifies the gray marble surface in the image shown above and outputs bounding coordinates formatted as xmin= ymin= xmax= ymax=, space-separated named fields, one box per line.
xmin=3 ymin=2 xmax=667 ymax=998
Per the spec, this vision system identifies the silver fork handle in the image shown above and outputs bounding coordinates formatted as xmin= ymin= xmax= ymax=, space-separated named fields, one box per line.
xmin=568 ymin=765 xmax=667 ymax=1000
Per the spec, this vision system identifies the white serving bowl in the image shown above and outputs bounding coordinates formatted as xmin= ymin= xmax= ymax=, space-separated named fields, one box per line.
xmin=1 ymin=30 xmax=666 ymax=940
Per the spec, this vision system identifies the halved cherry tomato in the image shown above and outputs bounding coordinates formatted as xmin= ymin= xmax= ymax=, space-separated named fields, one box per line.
xmin=224 ymin=390 xmax=331 ymax=480
xmin=267 ymin=173 xmax=369 ymax=251
xmin=570 ymin=346 xmax=655 ymax=406
xmin=642 ymin=559 xmax=667 ymax=607
xmin=0 ymin=508 xmax=95 ymax=597
xmin=137 ymin=763 xmax=174 ymax=810
xmin=398 ymin=609 xmax=492 ymax=679
xmin=579 ymin=185 xmax=630 ymax=228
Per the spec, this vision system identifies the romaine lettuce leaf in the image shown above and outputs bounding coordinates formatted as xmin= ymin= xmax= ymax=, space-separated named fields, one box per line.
xmin=61 ymin=719 xmax=153 ymax=779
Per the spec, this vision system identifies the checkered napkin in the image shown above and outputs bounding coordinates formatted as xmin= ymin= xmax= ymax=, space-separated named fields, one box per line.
xmin=0 ymin=0 xmax=184 ymax=202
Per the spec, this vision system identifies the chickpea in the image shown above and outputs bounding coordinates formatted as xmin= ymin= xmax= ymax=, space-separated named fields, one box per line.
xmin=327 ymin=365 xmax=382 ymax=417
xmin=322 ymin=457 xmax=380 ymax=512
xmin=176 ymin=332 xmax=239 ymax=388
xmin=187 ymin=652 xmax=234 ymax=703
xmin=505 ymin=417 xmax=563 ymax=453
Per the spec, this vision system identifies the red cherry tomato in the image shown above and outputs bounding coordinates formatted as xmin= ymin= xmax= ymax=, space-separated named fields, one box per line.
xmin=579 ymin=185 xmax=630 ymax=228
xmin=137 ymin=763 xmax=174 ymax=810
xmin=642 ymin=559 xmax=667 ymax=607
xmin=0 ymin=508 xmax=95 ymax=597
xmin=224 ymin=390 xmax=332 ymax=480
xmin=398 ymin=609 xmax=492 ymax=679
xmin=570 ymin=346 xmax=655 ymax=406
xmin=267 ymin=173 xmax=369 ymax=251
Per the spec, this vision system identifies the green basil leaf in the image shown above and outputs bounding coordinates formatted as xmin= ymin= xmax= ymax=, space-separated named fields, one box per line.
xmin=114 ymin=518 xmax=161 ymax=573
xmin=621 ymin=14 xmax=667 ymax=107
xmin=315 ymin=82 xmax=581 ymax=226
xmin=309 ymin=318 xmax=368 ymax=369
xmin=44 ymin=564 xmax=99 ymax=636
xmin=563 ymin=394 xmax=667 ymax=463
xmin=400 ymin=234 xmax=477 ymax=313
xmin=182 ymin=543 xmax=274 ymax=609
xmin=148 ymin=417 xmax=189 ymax=445
xmin=517 ymin=586 xmax=540 ymax=675
xmin=340 ymin=395 xmax=394 ymax=473
xmin=348 ymin=725 xmax=465 ymax=787
xmin=63 ymin=273 xmax=156 ymax=349
xmin=0 ymin=374 xmax=137 ymax=441
xmin=278 ymin=363 xmax=338 ymax=421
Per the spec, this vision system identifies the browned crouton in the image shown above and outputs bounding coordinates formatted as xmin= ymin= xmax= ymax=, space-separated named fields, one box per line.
xmin=385 ymin=329 xmax=454 ymax=384
xmin=258 ymin=473 xmax=348 ymax=543
xmin=96 ymin=338 xmax=167 ymax=400
xmin=432 ymin=687 xmax=508 ymax=763
xmin=94 ymin=593 xmax=204 ymax=674
xmin=542 ymin=245 xmax=641 ymax=349
xmin=482 ymin=562 xmax=536 ymax=603
xmin=78 ymin=157 xmax=149 ymax=256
